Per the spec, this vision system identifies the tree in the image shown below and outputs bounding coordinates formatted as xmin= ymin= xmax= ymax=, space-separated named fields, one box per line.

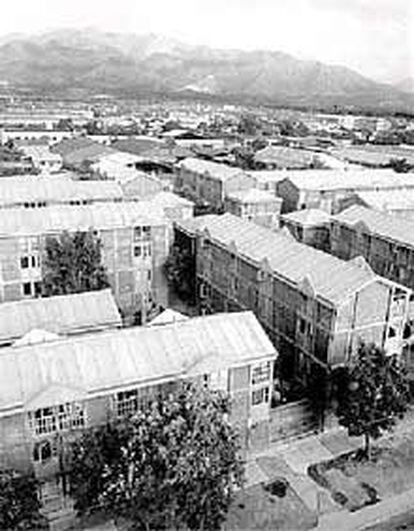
xmin=0 ymin=470 xmax=47 ymax=530
xmin=334 ymin=342 xmax=409 ymax=459
xmin=42 ymin=230 xmax=110 ymax=296
xmin=69 ymin=383 xmax=244 ymax=530
xmin=388 ymin=157 xmax=414 ymax=173
xmin=163 ymin=244 xmax=195 ymax=303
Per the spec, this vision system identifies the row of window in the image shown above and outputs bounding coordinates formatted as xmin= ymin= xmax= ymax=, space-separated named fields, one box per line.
xmin=28 ymin=366 xmax=272 ymax=438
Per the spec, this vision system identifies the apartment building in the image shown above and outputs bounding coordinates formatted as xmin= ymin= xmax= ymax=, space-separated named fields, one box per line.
xmin=0 ymin=175 xmax=123 ymax=209
xmin=331 ymin=205 xmax=414 ymax=291
xmin=175 ymin=158 xmax=256 ymax=210
xmin=224 ymin=188 xmax=282 ymax=230
xmin=0 ymin=202 xmax=170 ymax=317
xmin=175 ymin=214 xmax=411 ymax=392
xmin=276 ymin=169 xmax=414 ymax=214
xmin=0 ymin=312 xmax=276 ymax=516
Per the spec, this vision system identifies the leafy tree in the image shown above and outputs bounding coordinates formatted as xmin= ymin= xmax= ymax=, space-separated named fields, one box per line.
xmin=388 ymin=157 xmax=414 ymax=173
xmin=69 ymin=384 xmax=244 ymax=530
xmin=334 ymin=342 xmax=409 ymax=459
xmin=42 ymin=230 xmax=110 ymax=296
xmin=163 ymin=244 xmax=195 ymax=303
xmin=0 ymin=470 xmax=47 ymax=530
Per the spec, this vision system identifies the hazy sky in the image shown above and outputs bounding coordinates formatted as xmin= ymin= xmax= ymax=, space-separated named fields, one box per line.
xmin=1 ymin=0 xmax=413 ymax=82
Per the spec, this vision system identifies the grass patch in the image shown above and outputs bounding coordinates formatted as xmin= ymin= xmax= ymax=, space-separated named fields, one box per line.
xmin=225 ymin=480 xmax=316 ymax=530
xmin=308 ymin=450 xmax=380 ymax=512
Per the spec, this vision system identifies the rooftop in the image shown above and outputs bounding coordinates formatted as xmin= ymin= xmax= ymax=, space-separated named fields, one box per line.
xmin=280 ymin=169 xmax=414 ymax=192
xmin=0 ymin=175 xmax=123 ymax=206
xmin=226 ymin=188 xmax=282 ymax=204
xmin=177 ymin=213 xmax=385 ymax=306
xmin=0 ymin=200 xmax=167 ymax=237
xmin=355 ymin=189 xmax=414 ymax=211
xmin=334 ymin=205 xmax=414 ymax=249
xmin=281 ymin=208 xmax=332 ymax=227
xmin=0 ymin=289 xmax=121 ymax=346
xmin=254 ymin=146 xmax=317 ymax=168
xmin=178 ymin=157 xmax=248 ymax=182
xmin=0 ymin=311 xmax=276 ymax=417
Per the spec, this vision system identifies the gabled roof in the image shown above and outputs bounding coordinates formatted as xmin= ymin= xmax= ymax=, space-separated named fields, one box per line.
xmin=178 ymin=158 xmax=249 ymax=182
xmin=333 ymin=205 xmax=414 ymax=248
xmin=0 ymin=200 xmax=167 ymax=237
xmin=0 ymin=311 xmax=276 ymax=417
xmin=281 ymin=208 xmax=332 ymax=227
xmin=177 ymin=213 xmax=382 ymax=306
xmin=148 ymin=308 xmax=189 ymax=326
xmin=0 ymin=289 xmax=122 ymax=346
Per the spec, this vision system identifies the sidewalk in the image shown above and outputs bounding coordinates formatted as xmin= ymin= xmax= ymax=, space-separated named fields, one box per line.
xmin=245 ymin=408 xmax=414 ymax=530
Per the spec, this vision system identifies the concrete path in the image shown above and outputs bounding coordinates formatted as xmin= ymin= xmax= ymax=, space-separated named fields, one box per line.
xmin=246 ymin=415 xmax=414 ymax=529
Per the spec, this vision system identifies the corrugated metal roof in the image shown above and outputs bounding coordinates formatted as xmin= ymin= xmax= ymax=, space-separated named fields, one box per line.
xmin=178 ymin=213 xmax=379 ymax=306
xmin=0 ymin=311 xmax=276 ymax=416
xmin=282 ymin=169 xmax=414 ymax=192
xmin=281 ymin=208 xmax=332 ymax=227
xmin=178 ymin=158 xmax=248 ymax=182
xmin=0 ymin=201 xmax=167 ymax=237
xmin=334 ymin=205 xmax=414 ymax=248
xmin=0 ymin=175 xmax=123 ymax=206
xmin=0 ymin=289 xmax=122 ymax=346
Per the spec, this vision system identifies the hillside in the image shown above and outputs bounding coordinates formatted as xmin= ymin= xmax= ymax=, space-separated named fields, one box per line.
xmin=0 ymin=28 xmax=412 ymax=111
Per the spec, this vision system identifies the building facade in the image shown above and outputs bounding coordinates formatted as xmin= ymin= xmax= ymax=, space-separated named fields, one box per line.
xmin=175 ymin=158 xmax=256 ymax=210
xmin=224 ymin=188 xmax=282 ymax=230
xmin=276 ymin=169 xmax=414 ymax=214
xmin=0 ymin=312 xmax=276 ymax=520
xmin=175 ymin=214 xmax=412 ymax=396
xmin=0 ymin=202 xmax=170 ymax=318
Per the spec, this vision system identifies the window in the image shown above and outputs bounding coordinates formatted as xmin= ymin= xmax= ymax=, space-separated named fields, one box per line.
xmin=299 ymin=318 xmax=307 ymax=334
xmin=114 ymin=388 xmax=156 ymax=417
xmin=147 ymin=270 xmax=152 ymax=281
xmin=23 ymin=282 xmax=32 ymax=296
xmin=31 ymin=256 xmax=37 ymax=268
xmin=20 ymin=256 xmax=29 ymax=269
xmin=28 ymin=403 xmax=85 ymax=436
xmin=33 ymin=440 xmax=53 ymax=463
xmin=251 ymin=386 xmax=269 ymax=406
xmin=134 ymin=226 xmax=152 ymax=241
xmin=115 ymin=389 xmax=138 ymax=416
xmin=34 ymin=281 xmax=42 ymax=297
xmin=134 ymin=243 xmax=152 ymax=258
xmin=251 ymin=362 xmax=271 ymax=385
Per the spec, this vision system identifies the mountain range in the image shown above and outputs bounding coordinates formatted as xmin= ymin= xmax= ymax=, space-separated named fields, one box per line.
xmin=0 ymin=28 xmax=412 ymax=112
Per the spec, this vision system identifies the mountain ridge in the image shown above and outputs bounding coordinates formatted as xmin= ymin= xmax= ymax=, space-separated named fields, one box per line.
xmin=0 ymin=28 xmax=412 ymax=111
